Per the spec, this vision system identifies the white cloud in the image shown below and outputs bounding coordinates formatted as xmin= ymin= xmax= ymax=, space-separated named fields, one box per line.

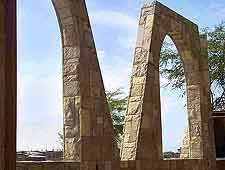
xmin=90 ymin=10 xmax=138 ymax=30
xmin=99 ymin=54 xmax=132 ymax=93
xmin=91 ymin=9 xmax=138 ymax=50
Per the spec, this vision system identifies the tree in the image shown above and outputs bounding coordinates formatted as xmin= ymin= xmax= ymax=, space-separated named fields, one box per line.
xmin=160 ymin=21 xmax=225 ymax=111
xmin=106 ymin=88 xmax=128 ymax=146
xmin=58 ymin=88 xmax=128 ymax=148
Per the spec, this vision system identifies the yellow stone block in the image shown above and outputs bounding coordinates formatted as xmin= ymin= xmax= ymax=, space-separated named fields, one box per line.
xmin=80 ymin=109 xmax=91 ymax=136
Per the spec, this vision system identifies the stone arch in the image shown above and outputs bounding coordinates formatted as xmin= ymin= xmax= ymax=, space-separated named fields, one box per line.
xmin=121 ymin=1 xmax=215 ymax=169
xmin=51 ymin=0 xmax=120 ymax=167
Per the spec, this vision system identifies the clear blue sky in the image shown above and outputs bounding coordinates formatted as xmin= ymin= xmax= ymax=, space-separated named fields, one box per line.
xmin=17 ymin=0 xmax=225 ymax=151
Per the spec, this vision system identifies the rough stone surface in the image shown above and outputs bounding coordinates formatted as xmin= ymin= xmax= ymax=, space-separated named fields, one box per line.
xmin=120 ymin=1 xmax=216 ymax=170
xmin=16 ymin=162 xmax=80 ymax=170
xmin=16 ymin=160 xmax=225 ymax=170
xmin=52 ymin=0 xmax=120 ymax=168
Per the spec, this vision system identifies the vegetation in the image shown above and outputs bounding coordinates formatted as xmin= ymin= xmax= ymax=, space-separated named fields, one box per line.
xmin=160 ymin=21 xmax=225 ymax=111
xmin=106 ymin=88 xmax=128 ymax=146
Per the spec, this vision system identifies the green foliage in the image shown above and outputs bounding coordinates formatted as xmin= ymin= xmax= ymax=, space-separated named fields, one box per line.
xmin=106 ymin=88 xmax=128 ymax=145
xmin=205 ymin=21 xmax=225 ymax=110
xmin=160 ymin=41 xmax=185 ymax=93
xmin=160 ymin=21 xmax=225 ymax=111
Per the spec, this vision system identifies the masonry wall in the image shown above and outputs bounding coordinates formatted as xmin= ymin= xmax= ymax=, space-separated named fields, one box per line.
xmin=16 ymin=162 xmax=80 ymax=170
xmin=216 ymin=160 xmax=225 ymax=170
xmin=16 ymin=160 xmax=225 ymax=170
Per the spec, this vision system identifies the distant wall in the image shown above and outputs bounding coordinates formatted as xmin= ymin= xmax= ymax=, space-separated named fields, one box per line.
xmin=16 ymin=161 xmax=80 ymax=170
xmin=16 ymin=160 xmax=225 ymax=170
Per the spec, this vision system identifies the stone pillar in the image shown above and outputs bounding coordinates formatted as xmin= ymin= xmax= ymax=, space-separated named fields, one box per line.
xmin=0 ymin=0 xmax=17 ymax=170
xmin=120 ymin=3 xmax=163 ymax=163
xmin=52 ymin=0 xmax=120 ymax=169
xmin=199 ymin=35 xmax=216 ymax=167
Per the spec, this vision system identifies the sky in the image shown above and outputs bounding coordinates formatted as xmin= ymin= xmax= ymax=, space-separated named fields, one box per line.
xmin=17 ymin=0 xmax=225 ymax=152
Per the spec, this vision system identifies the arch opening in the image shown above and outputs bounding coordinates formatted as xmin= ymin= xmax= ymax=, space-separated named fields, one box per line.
xmin=160 ymin=35 xmax=189 ymax=159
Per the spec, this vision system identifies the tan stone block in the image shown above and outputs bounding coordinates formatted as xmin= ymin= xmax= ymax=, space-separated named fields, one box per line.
xmin=120 ymin=161 xmax=129 ymax=168
xmin=180 ymin=50 xmax=192 ymax=61
xmin=132 ymin=76 xmax=146 ymax=85
xmin=64 ymin=97 xmax=77 ymax=126
xmin=127 ymin=101 xmax=142 ymax=115
xmin=121 ymin=145 xmax=136 ymax=160
xmin=132 ymin=63 xmax=148 ymax=77
xmin=105 ymin=161 xmax=112 ymax=170
xmin=75 ymin=96 xmax=81 ymax=107
xmin=58 ymin=7 xmax=72 ymax=19
xmin=63 ymin=25 xmax=77 ymax=46
xmin=64 ymin=61 xmax=79 ymax=76
xmin=53 ymin=0 xmax=71 ymax=9
xmin=139 ymin=15 xmax=147 ymax=25
xmin=64 ymin=162 xmax=80 ymax=170
xmin=80 ymin=109 xmax=91 ymax=136
xmin=90 ymin=86 xmax=101 ymax=97
xmin=63 ymin=74 xmax=79 ymax=82
xmin=82 ymin=97 xmax=94 ymax=110
xmin=141 ymin=114 xmax=151 ymax=129
xmin=61 ymin=16 xmax=73 ymax=26
xmin=142 ymin=5 xmax=155 ymax=16
xmin=134 ymin=48 xmax=148 ymax=64
xmin=65 ymin=126 xmax=79 ymax=138
xmin=130 ymin=84 xmax=143 ymax=96
xmin=129 ymin=96 xmax=142 ymax=102
xmin=145 ymin=15 xmax=154 ymax=28
xmin=64 ymin=47 xmax=80 ymax=60
xmin=97 ymin=116 xmax=103 ymax=124
xmin=90 ymin=70 xmax=101 ymax=86
xmin=123 ymin=132 xmax=138 ymax=143
xmin=64 ymin=138 xmax=80 ymax=160
xmin=63 ymin=80 xmax=80 ymax=97
xmin=124 ymin=115 xmax=141 ymax=134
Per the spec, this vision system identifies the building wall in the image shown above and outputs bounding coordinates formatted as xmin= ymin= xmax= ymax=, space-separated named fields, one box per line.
xmin=16 ymin=162 xmax=80 ymax=170
xmin=16 ymin=160 xmax=225 ymax=170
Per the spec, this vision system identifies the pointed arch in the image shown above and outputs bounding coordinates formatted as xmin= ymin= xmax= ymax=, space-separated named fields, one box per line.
xmin=121 ymin=1 xmax=215 ymax=169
